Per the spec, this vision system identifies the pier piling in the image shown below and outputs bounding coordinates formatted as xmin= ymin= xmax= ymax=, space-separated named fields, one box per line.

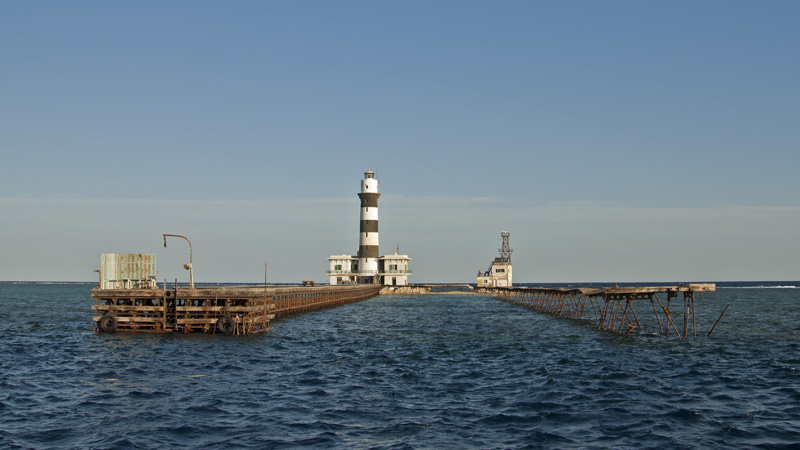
xmin=482 ymin=284 xmax=716 ymax=339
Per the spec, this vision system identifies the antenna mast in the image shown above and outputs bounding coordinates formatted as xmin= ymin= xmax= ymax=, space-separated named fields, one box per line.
xmin=498 ymin=231 xmax=513 ymax=262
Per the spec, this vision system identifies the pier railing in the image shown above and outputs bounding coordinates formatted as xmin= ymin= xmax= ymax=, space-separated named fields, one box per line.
xmin=270 ymin=285 xmax=381 ymax=318
xmin=325 ymin=269 xmax=413 ymax=275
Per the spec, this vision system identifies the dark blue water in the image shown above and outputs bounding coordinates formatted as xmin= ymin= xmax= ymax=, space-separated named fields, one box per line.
xmin=1 ymin=282 xmax=798 ymax=449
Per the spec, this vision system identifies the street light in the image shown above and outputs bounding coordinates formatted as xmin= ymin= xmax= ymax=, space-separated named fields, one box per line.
xmin=163 ymin=234 xmax=194 ymax=288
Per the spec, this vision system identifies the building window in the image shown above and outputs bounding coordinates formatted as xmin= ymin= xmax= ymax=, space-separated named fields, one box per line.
xmin=335 ymin=265 xmax=342 ymax=271
xmin=496 ymin=268 xmax=505 ymax=273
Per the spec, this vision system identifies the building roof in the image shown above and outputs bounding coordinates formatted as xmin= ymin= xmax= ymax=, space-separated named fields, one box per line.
xmin=379 ymin=254 xmax=411 ymax=260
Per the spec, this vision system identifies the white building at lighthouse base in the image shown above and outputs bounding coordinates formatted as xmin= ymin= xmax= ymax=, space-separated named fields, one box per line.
xmin=327 ymin=251 xmax=412 ymax=286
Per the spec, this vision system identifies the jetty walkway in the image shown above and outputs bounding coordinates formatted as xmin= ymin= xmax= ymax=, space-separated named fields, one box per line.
xmin=91 ymin=282 xmax=718 ymax=339
xmin=91 ymin=284 xmax=380 ymax=335
xmin=479 ymin=284 xmax=717 ymax=339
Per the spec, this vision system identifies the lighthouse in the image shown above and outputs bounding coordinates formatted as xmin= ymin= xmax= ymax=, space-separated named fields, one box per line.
xmin=357 ymin=170 xmax=380 ymax=282
xmin=327 ymin=171 xmax=412 ymax=286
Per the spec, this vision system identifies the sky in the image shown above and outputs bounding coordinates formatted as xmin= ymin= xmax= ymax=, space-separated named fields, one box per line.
xmin=1 ymin=1 xmax=799 ymax=283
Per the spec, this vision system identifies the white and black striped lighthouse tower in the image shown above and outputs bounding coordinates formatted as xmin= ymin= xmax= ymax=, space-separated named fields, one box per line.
xmin=327 ymin=170 xmax=411 ymax=286
xmin=357 ymin=170 xmax=380 ymax=283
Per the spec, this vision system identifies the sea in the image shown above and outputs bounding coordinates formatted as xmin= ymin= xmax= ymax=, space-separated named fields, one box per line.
xmin=0 ymin=281 xmax=798 ymax=449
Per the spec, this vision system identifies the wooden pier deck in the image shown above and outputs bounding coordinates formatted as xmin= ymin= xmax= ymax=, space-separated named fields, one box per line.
xmin=479 ymin=284 xmax=717 ymax=339
xmin=91 ymin=281 xmax=718 ymax=339
xmin=91 ymin=284 xmax=381 ymax=335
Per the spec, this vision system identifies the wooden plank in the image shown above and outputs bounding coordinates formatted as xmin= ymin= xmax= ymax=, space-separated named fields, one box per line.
xmin=605 ymin=284 xmax=716 ymax=294
xmin=689 ymin=283 xmax=716 ymax=292
xmin=91 ymin=288 xmax=162 ymax=297
xmin=92 ymin=305 xmax=164 ymax=312
xmin=486 ymin=284 xmax=716 ymax=297
xmin=177 ymin=318 xmax=224 ymax=325
xmin=93 ymin=316 xmax=164 ymax=323
xmin=95 ymin=305 xmax=270 ymax=313
xmin=175 ymin=306 xmax=266 ymax=313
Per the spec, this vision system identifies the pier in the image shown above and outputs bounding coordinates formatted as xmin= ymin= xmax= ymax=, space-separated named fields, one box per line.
xmin=480 ymin=284 xmax=717 ymax=339
xmin=91 ymin=284 xmax=380 ymax=335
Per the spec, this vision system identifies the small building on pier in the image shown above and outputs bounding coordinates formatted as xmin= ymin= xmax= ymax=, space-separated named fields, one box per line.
xmin=477 ymin=231 xmax=513 ymax=287
xmin=327 ymin=170 xmax=412 ymax=286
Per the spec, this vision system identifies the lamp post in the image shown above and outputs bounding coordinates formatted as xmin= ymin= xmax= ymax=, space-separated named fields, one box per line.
xmin=163 ymin=234 xmax=193 ymax=288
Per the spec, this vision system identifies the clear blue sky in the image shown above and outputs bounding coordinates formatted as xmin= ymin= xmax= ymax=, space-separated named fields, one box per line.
xmin=2 ymin=1 xmax=798 ymax=283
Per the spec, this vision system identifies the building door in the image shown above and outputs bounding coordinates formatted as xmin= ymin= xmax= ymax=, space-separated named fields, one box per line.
xmin=392 ymin=277 xmax=397 ymax=286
